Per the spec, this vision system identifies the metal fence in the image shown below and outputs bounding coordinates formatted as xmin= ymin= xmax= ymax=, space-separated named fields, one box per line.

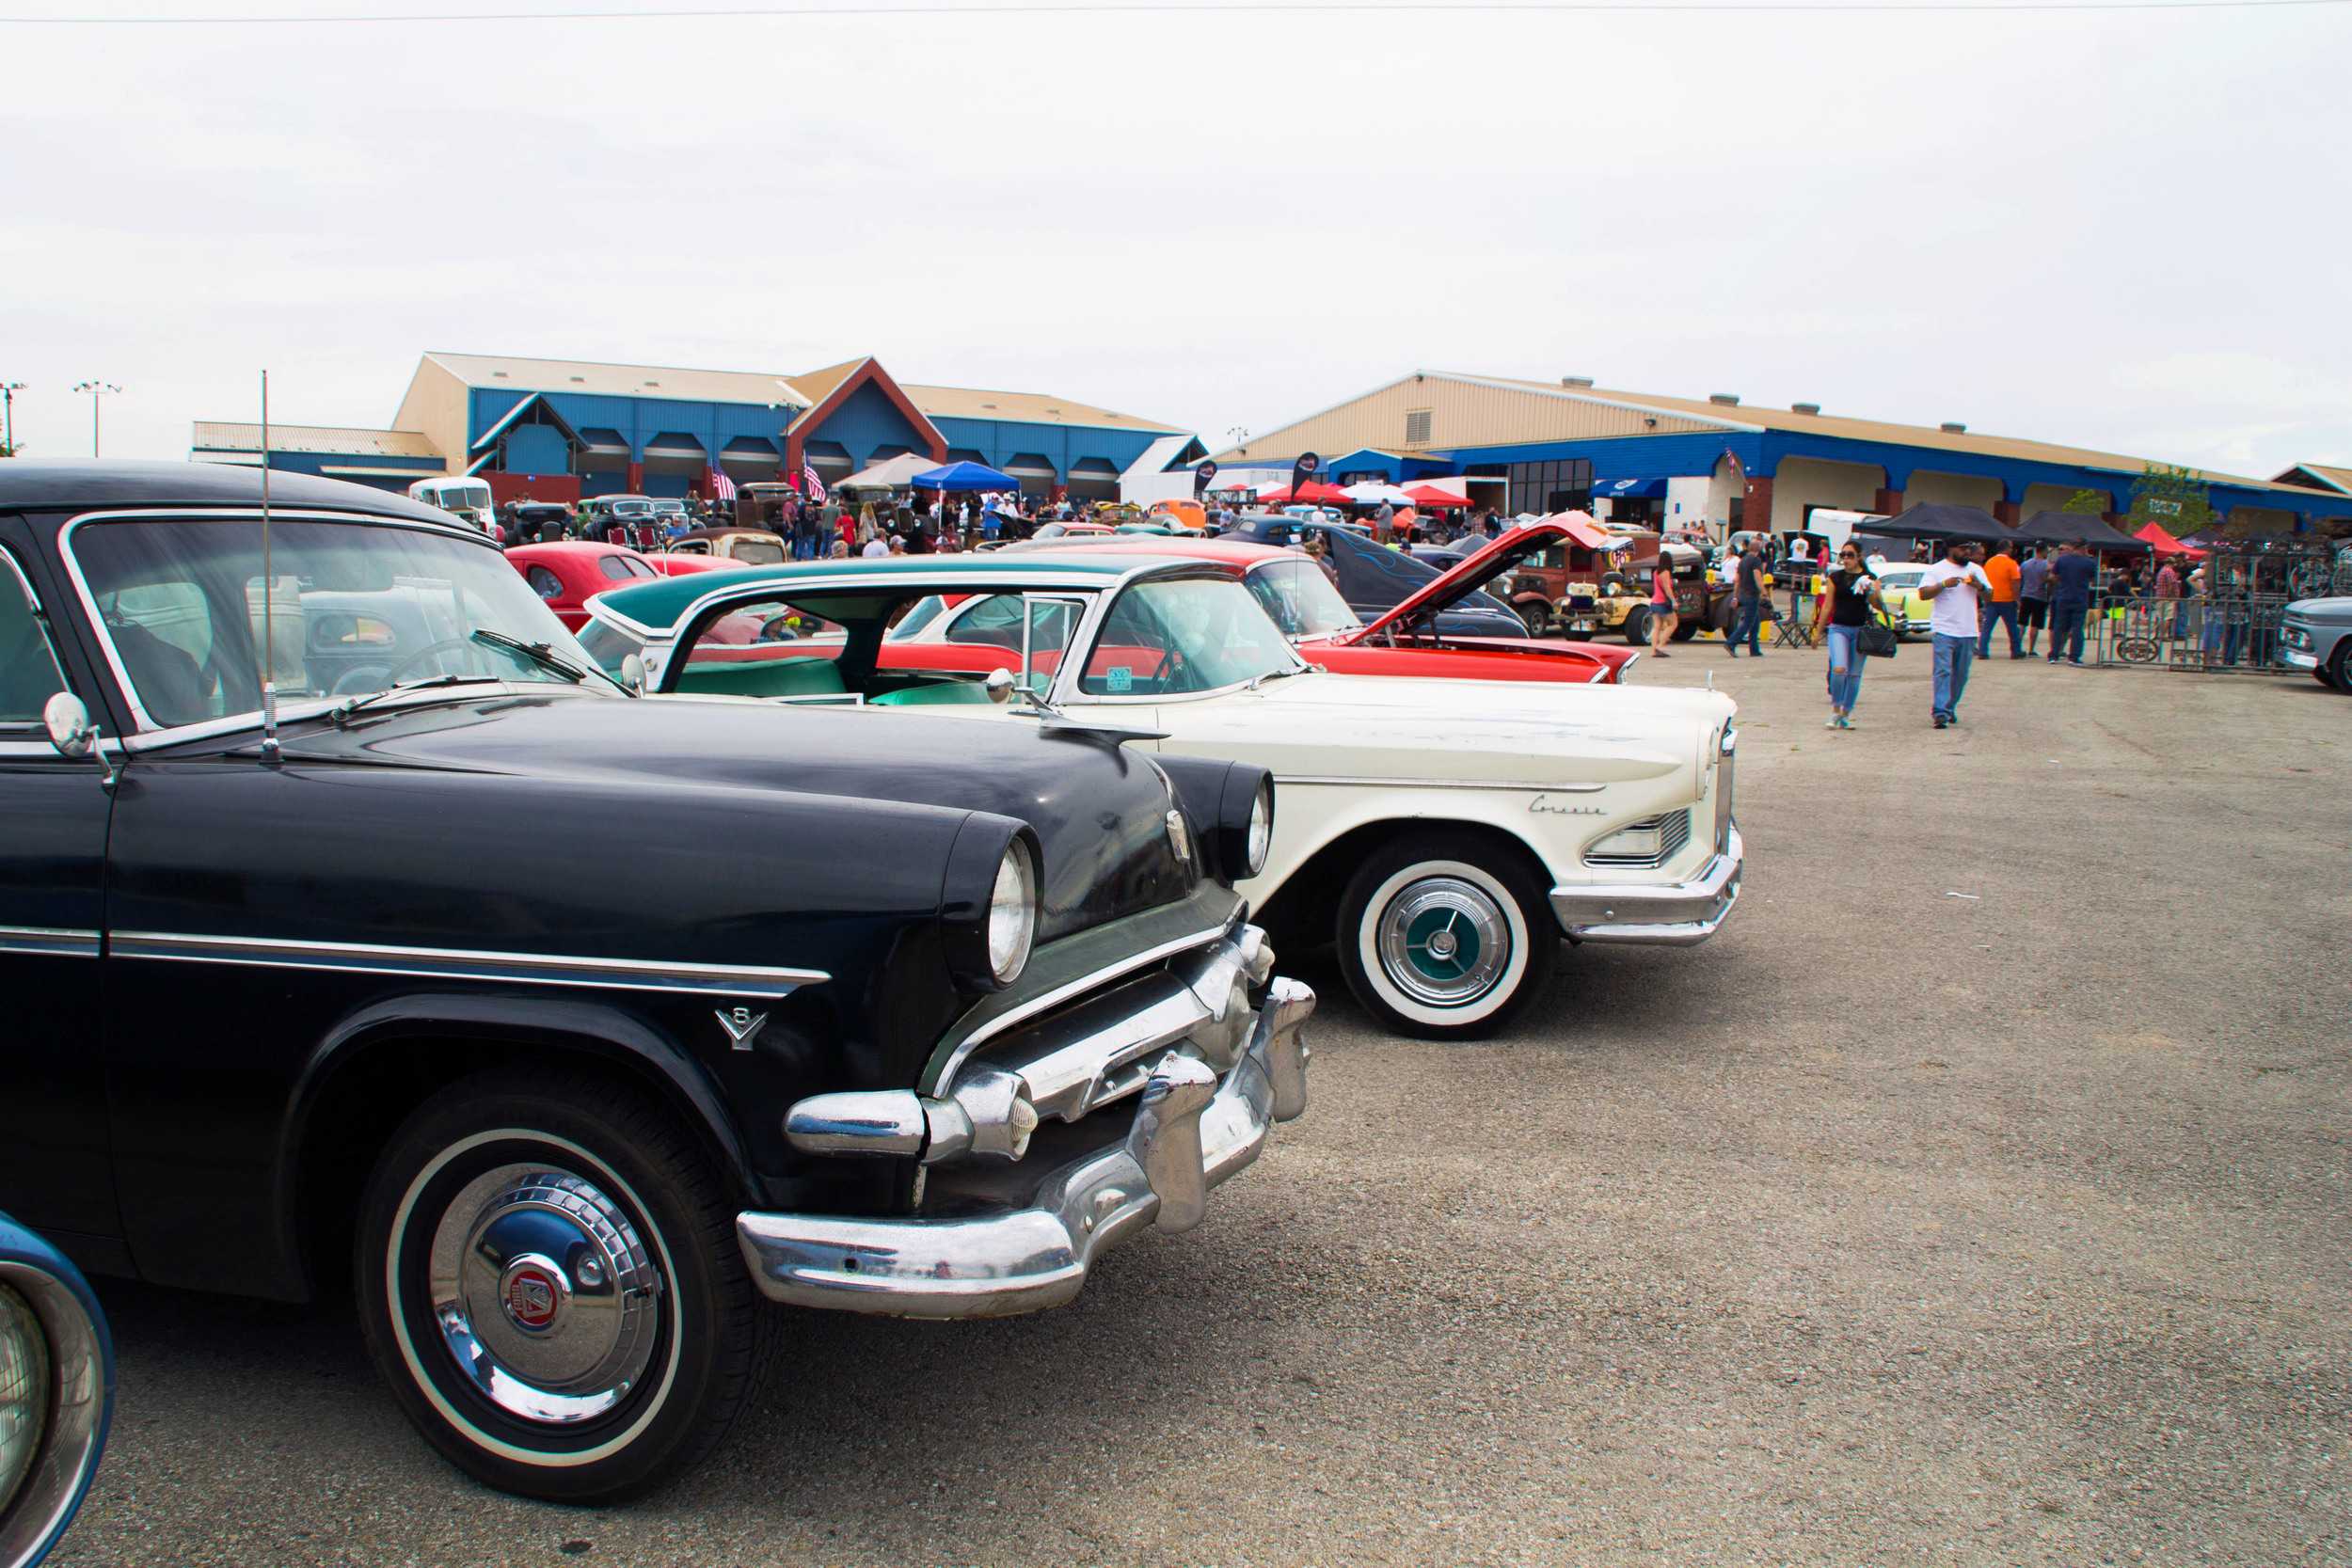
xmin=2073 ymin=541 xmax=2351 ymax=673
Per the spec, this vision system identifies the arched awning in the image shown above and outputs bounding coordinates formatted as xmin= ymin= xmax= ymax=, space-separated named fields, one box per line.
xmin=641 ymin=432 xmax=707 ymax=476
xmin=1066 ymin=455 xmax=1120 ymax=501
xmin=720 ymin=436 xmax=783 ymax=477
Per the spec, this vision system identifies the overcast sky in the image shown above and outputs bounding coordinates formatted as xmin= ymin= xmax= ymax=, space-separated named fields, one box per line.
xmin=4 ymin=0 xmax=2347 ymax=481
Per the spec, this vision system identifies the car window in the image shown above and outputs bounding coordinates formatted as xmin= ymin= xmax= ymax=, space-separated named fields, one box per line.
xmin=946 ymin=594 xmax=1050 ymax=649
xmin=885 ymin=594 xmax=951 ymax=641
xmin=1079 ymin=578 xmax=1295 ymax=697
xmin=675 ymin=596 xmax=849 ymax=700
xmin=71 ymin=517 xmax=604 ymax=729
xmin=526 ymin=565 xmax=564 ymax=600
xmin=0 ymin=551 xmax=70 ymax=726
xmin=596 ymin=555 xmax=638 ymax=582
xmin=721 ymin=536 xmax=786 ymax=566
xmin=621 ymin=555 xmax=658 ymax=578
xmin=1247 ymin=561 xmax=1359 ymax=638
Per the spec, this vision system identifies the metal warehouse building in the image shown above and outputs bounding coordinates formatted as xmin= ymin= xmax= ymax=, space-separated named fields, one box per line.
xmin=1212 ymin=372 xmax=2352 ymax=537
xmin=194 ymin=352 xmax=1206 ymax=503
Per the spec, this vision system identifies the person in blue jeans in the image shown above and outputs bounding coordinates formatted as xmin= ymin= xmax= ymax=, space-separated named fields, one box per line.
xmin=2044 ymin=540 xmax=2101 ymax=666
xmin=1917 ymin=536 xmax=1991 ymax=729
xmin=1727 ymin=540 xmax=1766 ymax=657
xmin=1820 ymin=543 xmax=1890 ymax=728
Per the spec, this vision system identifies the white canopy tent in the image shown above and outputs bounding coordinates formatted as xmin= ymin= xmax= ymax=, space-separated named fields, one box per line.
xmin=837 ymin=451 xmax=944 ymax=490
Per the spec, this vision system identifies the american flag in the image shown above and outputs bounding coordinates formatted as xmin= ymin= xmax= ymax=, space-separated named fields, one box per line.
xmin=802 ymin=463 xmax=828 ymax=503
xmin=707 ymin=466 xmax=738 ymax=501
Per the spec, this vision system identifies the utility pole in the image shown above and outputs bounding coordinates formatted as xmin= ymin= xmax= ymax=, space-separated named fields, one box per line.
xmin=0 ymin=383 xmax=22 ymax=456
xmin=73 ymin=381 xmax=121 ymax=457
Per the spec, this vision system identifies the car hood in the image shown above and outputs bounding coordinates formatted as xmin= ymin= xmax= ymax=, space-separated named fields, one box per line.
xmin=287 ymin=690 xmax=1194 ymax=942
xmin=1342 ymin=515 xmax=1613 ymax=645
xmin=1156 ymin=672 xmax=1734 ymax=785
xmin=2286 ymin=595 xmax=2352 ymax=622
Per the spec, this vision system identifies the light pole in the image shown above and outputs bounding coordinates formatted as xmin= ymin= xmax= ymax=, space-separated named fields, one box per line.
xmin=73 ymin=381 xmax=121 ymax=457
xmin=0 ymin=383 xmax=22 ymax=456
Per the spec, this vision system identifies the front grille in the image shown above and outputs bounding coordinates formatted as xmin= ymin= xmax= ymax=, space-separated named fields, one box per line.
xmin=1584 ymin=809 xmax=1692 ymax=869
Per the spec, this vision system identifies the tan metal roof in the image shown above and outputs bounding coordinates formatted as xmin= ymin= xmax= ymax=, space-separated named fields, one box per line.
xmin=1216 ymin=369 xmax=2344 ymax=498
xmin=2274 ymin=462 xmax=2352 ymax=496
xmin=416 ymin=351 xmax=1184 ymax=436
xmin=191 ymin=421 xmax=440 ymax=458
xmin=900 ymin=382 xmax=1185 ymax=435
xmin=421 ymin=352 xmax=817 ymax=409
xmin=1467 ymin=374 xmax=2352 ymax=494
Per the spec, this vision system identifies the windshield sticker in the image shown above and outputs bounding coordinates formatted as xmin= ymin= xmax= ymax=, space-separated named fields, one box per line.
xmin=1104 ymin=665 xmax=1133 ymax=693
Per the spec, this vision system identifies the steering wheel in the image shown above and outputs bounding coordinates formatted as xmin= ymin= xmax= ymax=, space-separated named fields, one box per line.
xmin=385 ymin=637 xmax=482 ymax=684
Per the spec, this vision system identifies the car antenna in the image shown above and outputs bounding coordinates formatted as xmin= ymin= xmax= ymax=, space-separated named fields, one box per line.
xmin=258 ymin=369 xmax=281 ymax=766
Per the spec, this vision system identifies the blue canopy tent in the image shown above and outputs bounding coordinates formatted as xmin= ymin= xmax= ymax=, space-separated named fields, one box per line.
xmin=914 ymin=460 xmax=1020 ymax=542
xmin=1591 ymin=476 xmax=1668 ymax=500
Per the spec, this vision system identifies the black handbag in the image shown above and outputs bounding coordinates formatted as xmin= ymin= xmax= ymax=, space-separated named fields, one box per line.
xmin=1859 ymin=614 xmax=1899 ymax=658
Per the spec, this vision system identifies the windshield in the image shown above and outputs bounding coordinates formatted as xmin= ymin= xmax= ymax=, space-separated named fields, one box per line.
xmin=721 ymin=535 xmax=787 ymax=566
xmin=1877 ymin=569 xmax=1924 ymax=590
xmin=884 ymin=594 xmax=953 ymax=641
xmin=650 ymin=500 xmax=686 ymax=517
xmin=610 ymin=499 xmax=655 ymax=518
xmin=1078 ymin=576 xmax=1303 ymax=697
xmin=70 ymin=517 xmax=613 ymax=730
xmin=1247 ymin=559 xmax=1359 ymax=638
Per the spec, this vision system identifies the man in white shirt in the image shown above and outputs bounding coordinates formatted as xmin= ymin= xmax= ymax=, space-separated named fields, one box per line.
xmin=1916 ymin=538 xmax=1993 ymax=729
xmin=860 ymin=535 xmax=889 ymax=558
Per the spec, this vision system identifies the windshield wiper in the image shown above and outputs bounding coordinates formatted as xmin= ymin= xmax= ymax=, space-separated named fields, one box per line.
xmin=470 ymin=628 xmax=589 ymax=684
xmin=1246 ymin=667 xmax=1311 ymax=690
xmin=329 ymin=673 xmax=501 ymax=727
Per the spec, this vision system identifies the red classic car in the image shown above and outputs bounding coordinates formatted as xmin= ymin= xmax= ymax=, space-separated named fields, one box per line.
xmin=507 ymin=541 xmax=739 ymax=631
xmin=993 ymin=529 xmax=1639 ymax=683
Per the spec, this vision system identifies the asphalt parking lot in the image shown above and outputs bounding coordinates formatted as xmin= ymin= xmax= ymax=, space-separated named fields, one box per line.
xmin=51 ymin=642 xmax=2352 ymax=1568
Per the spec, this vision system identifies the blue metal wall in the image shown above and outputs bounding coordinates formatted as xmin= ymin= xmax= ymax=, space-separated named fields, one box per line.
xmin=930 ymin=417 xmax=1166 ymax=483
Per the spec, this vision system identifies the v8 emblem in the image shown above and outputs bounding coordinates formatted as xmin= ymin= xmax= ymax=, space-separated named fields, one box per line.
xmin=715 ymin=1006 xmax=769 ymax=1051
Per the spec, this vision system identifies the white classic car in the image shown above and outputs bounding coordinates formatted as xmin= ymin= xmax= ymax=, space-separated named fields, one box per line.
xmin=580 ymin=553 xmax=1742 ymax=1038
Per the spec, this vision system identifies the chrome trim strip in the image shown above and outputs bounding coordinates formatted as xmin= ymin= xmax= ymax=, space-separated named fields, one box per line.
xmin=107 ymin=931 xmax=826 ymax=998
xmin=0 ymin=926 xmax=102 ymax=958
xmin=1276 ymin=774 xmax=1606 ymax=793
xmin=923 ymin=902 xmax=1245 ymax=1095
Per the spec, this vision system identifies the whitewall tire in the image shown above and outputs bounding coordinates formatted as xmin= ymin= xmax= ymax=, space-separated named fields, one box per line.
xmin=1336 ymin=833 xmax=1558 ymax=1040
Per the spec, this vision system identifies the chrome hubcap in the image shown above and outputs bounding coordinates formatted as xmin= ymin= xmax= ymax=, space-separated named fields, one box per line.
xmin=1377 ymin=876 xmax=1510 ymax=1006
xmin=427 ymin=1164 xmax=663 ymax=1427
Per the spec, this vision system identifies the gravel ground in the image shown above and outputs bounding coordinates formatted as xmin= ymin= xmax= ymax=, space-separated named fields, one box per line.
xmin=50 ymin=644 xmax=2352 ymax=1568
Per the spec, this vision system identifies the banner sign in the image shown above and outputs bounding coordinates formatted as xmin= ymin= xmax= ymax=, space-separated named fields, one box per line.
xmin=1290 ymin=451 xmax=1321 ymax=497
xmin=1194 ymin=459 xmax=1217 ymax=498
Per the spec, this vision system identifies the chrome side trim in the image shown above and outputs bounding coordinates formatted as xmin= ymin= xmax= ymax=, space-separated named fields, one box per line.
xmin=107 ymin=932 xmax=825 ymax=998
xmin=0 ymin=926 xmax=103 ymax=959
xmin=922 ymin=902 xmax=1245 ymax=1095
xmin=1276 ymin=775 xmax=1606 ymax=793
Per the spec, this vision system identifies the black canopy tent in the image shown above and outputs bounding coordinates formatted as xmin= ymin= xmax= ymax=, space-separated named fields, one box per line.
xmin=1867 ymin=502 xmax=2009 ymax=543
xmin=2018 ymin=510 xmax=2150 ymax=553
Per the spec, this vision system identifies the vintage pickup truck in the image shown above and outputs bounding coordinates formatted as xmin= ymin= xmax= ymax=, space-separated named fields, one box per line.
xmin=0 ymin=461 xmax=1311 ymax=1502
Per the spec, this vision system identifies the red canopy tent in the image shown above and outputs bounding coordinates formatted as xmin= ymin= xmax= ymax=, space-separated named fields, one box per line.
xmin=1260 ymin=480 xmax=1354 ymax=507
xmin=2135 ymin=520 xmax=2204 ymax=557
xmin=1403 ymin=483 xmax=1470 ymax=509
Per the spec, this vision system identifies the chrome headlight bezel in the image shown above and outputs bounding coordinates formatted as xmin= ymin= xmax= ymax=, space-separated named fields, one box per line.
xmin=0 ymin=1247 xmax=114 ymax=1568
xmin=943 ymin=818 xmax=1041 ymax=993
xmin=1244 ymin=780 xmax=1273 ymax=879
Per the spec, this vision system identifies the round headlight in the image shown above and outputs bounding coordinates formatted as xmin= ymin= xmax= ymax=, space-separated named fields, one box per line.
xmin=1244 ymin=782 xmax=1272 ymax=879
xmin=0 ymin=1284 xmax=49 ymax=1515
xmin=986 ymin=845 xmax=1037 ymax=985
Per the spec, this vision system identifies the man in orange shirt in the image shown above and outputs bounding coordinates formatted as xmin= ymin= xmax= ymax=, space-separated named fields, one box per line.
xmin=1978 ymin=539 xmax=2025 ymax=657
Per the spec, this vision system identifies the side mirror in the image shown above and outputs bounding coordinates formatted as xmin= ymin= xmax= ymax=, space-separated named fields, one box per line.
xmin=620 ymin=653 xmax=647 ymax=694
xmin=984 ymin=668 xmax=1014 ymax=704
xmin=43 ymin=691 xmax=97 ymax=758
xmin=44 ymin=693 xmax=119 ymax=790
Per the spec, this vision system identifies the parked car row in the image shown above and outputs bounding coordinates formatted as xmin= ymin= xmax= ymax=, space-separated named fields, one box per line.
xmin=0 ymin=462 xmax=1742 ymax=1523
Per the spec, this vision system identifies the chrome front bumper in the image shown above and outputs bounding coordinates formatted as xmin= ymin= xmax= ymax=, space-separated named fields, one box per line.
xmin=736 ymin=925 xmax=1313 ymax=1320
xmin=2284 ymin=647 xmax=2318 ymax=670
xmin=1549 ymin=824 xmax=1743 ymax=946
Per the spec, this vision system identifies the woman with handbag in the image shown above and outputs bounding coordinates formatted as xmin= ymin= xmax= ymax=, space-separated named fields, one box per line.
xmin=1822 ymin=543 xmax=1892 ymax=729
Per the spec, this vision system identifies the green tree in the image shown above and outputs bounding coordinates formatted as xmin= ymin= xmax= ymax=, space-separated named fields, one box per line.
xmin=2125 ymin=464 xmax=2217 ymax=536
xmin=2059 ymin=488 xmax=2106 ymax=515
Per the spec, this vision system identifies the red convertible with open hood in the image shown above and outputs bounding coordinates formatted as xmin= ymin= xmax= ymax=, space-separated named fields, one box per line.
xmin=1000 ymin=523 xmax=1639 ymax=683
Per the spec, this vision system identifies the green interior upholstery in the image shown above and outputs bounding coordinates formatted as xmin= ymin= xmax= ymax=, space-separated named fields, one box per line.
xmin=675 ymin=657 xmax=848 ymax=699
xmin=869 ymin=680 xmax=994 ymax=707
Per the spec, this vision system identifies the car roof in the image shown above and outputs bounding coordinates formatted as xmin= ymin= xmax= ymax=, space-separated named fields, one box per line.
xmin=587 ymin=551 xmax=1168 ymax=629
xmin=0 ymin=459 xmax=457 ymax=524
xmin=508 ymin=540 xmax=636 ymax=561
xmin=1007 ymin=536 xmax=1287 ymax=567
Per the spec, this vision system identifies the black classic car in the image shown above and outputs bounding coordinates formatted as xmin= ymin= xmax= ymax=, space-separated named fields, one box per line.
xmin=0 ymin=463 xmax=1313 ymax=1502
